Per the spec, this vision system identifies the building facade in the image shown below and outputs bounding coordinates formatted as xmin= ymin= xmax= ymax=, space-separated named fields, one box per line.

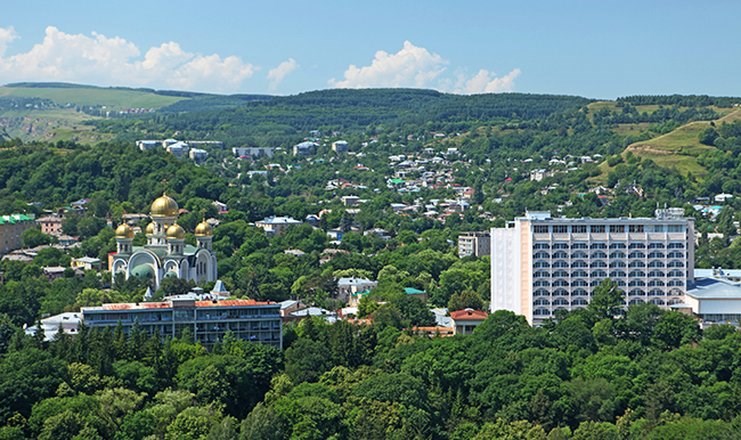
xmin=82 ymin=299 xmax=282 ymax=348
xmin=111 ymin=194 xmax=217 ymax=290
xmin=0 ymin=214 xmax=35 ymax=255
xmin=491 ymin=209 xmax=695 ymax=325
xmin=36 ymin=214 xmax=64 ymax=236
xmin=458 ymin=231 xmax=491 ymax=258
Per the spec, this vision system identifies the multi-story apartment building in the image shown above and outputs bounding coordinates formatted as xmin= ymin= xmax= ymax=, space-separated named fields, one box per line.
xmin=82 ymin=298 xmax=282 ymax=348
xmin=458 ymin=231 xmax=491 ymax=258
xmin=36 ymin=214 xmax=64 ymax=236
xmin=491 ymin=208 xmax=694 ymax=325
xmin=0 ymin=213 xmax=36 ymax=255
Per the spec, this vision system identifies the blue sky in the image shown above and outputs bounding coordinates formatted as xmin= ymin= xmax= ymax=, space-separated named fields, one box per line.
xmin=1 ymin=1 xmax=739 ymax=97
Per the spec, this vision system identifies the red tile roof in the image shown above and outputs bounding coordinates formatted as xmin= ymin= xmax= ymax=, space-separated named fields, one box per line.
xmin=450 ymin=308 xmax=488 ymax=321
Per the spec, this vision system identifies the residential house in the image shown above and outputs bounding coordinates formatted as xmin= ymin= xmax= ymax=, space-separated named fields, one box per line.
xmin=450 ymin=308 xmax=488 ymax=335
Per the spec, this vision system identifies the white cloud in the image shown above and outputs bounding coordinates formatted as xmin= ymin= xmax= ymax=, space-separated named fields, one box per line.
xmin=453 ymin=68 xmax=521 ymax=94
xmin=0 ymin=26 xmax=256 ymax=93
xmin=331 ymin=40 xmax=520 ymax=94
xmin=0 ymin=26 xmax=18 ymax=56
xmin=330 ymin=40 xmax=447 ymax=89
xmin=267 ymin=58 xmax=298 ymax=91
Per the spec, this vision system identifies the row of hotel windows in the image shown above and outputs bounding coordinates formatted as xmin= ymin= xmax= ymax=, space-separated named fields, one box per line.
xmin=533 ymin=224 xmax=686 ymax=234
xmin=533 ymin=242 xmax=685 ymax=250
xmin=533 ymin=269 xmax=686 ymax=278
xmin=533 ymin=250 xmax=684 ymax=259
xmin=534 ymin=298 xmax=682 ymax=315
xmin=534 ymin=288 xmax=683 ymax=297
xmin=534 ymin=278 xmax=684 ymax=287
xmin=534 ymin=259 xmax=685 ymax=268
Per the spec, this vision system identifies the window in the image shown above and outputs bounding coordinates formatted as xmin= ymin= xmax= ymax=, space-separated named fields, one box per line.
xmin=553 ymin=270 xmax=569 ymax=278
xmin=653 ymin=225 xmax=665 ymax=232
xmin=590 ymin=243 xmax=607 ymax=249
xmin=553 ymin=225 xmax=568 ymax=234
xmin=609 ymin=243 xmax=627 ymax=249
xmin=553 ymin=279 xmax=569 ymax=287
xmin=573 ymin=288 xmax=588 ymax=296
xmin=649 ymin=243 xmax=665 ymax=249
xmin=553 ymin=251 xmax=569 ymax=258
xmin=534 ymin=243 xmax=550 ymax=249
xmin=629 ymin=279 xmax=646 ymax=287
xmin=629 ymin=270 xmax=646 ymax=278
xmin=629 ymin=288 xmax=646 ymax=296
xmin=534 ymin=271 xmax=550 ymax=278
xmin=553 ymin=243 xmax=569 ymax=250
xmin=648 ymin=260 xmax=665 ymax=268
xmin=668 ymin=269 xmax=684 ymax=277
xmin=648 ymin=279 xmax=665 ymax=287
xmin=572 ymin=298 xmax=589 ymax=306
xmin=590 ymin=261 xmax=607 ymax=268
xmin=533 ymin=251 xmax=550 ymax=259
xmin=648 ymin=251 xmax=665 ymax=259
xmin=571 ymin=260 xmax=588 ymax=268
xmin=534 ymin=298 xmax=551 ymax=306
xmin=628 ymin=225 xmax=644 ymax=233
xmin=609 ymin=225 xmax=624 ymax=233
xmin=649 ymin=289 xmax=664 ymax=296
xmin=572 ymin=225 xmax=587 ymax=233
xmin=650 ymin=298 xmax=665 ymax=306
xmin=610 ymin=251 xmax=626 ymax=259
xmin=668 ymin=260 xmax=684 ymax=268
xmin=668 ymin=279 xmax=684 ymax=287
xmin=610 ymin=261 xmax=626 ymax=268
xmin=534 ymin=261 xmax=550 ymax=268
xmin=629 ymin=243 xmax=646 ymax=249
xmin=628 ymin=251 xmax=645 ymax=259
xmin=648 ymin=270 xmax=665 ymax=278
xmin=591 ymin=225 xmax=606 ymax=233
xmin=534 ymin=225 xmax=549 ymax=234
xmin=592 ymin=251 xmax=607 ymax=259
xmin=534 ymin=288 xmax=549 ymax=297
xmin=591 ymin=270 xmax=607 ymax=278
xmin=572 ymin=279 xmax=588 ymax=287
xmin=628 ymin=261 xmax=646 ymax=268
xmin=610 ymin=270 xmax=626 ymax=278
xmin=668 ymin=251 xmax=684 ymax=259
xmin=572 ymin=270 xmax=589 ymax=278
xmin=571 ymin=243 xmax=588 ymax=249
xmin=572 ymin=251 xmax=588 ymax=259
xmin=534 ymin=308 xmax=550 ymax=316
xmin=667 ymin=225 xmax=684 ymax=233
xmin=668 ymin=242 xmax=685 ymax=249
xmin=630 ymin=298 xmax=646 ymax=305
xmin=534 ymin=280 xmax=550 ymax=287
xmin=553 ymin=260 xmax=569 ymax=268
xmin=553 ymin=298 xmax=569 ymax=306
xmin=553 ymin=288 xmax=569 ymax=296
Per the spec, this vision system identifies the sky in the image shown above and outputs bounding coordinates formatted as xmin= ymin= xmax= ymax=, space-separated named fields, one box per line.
xmin=1 ymin=1 xmax=739 ymax=98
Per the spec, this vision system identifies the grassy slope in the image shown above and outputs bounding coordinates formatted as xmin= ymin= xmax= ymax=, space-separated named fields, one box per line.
xmin=624 ymin=108 xmax=741 ymax=177
xmin=0 ymin=85 xmax=190 ymax=144
xmin=0 ymin=86 xmax=185 ymax=110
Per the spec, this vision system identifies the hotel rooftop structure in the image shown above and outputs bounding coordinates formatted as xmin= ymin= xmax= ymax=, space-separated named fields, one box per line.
xmin=491 ymin=208 xmax=695 ymax=325
xmin=82 ymin=298 xmax=282 ymax=348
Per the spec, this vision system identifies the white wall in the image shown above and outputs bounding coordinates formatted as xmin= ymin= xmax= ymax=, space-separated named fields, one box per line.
xmin=490 ymin=226 xmax=522 ymax=315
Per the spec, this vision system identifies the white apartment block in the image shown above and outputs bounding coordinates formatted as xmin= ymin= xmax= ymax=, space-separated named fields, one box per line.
xmin=491 ymin=208 xmax=695 ymax=325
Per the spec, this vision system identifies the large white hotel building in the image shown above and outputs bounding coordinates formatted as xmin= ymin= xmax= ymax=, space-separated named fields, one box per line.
xmin=491 ymin=208 xmax=695 ymax=325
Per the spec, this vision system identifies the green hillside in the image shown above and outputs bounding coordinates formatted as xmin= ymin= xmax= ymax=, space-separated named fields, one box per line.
xmin=625 ymin=107 xmax=741 ymax=177
xmin=0 ymin=83 xmax=186 ymax=110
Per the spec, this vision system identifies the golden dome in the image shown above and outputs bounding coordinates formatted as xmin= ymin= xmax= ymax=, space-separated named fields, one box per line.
xmin=145 ymin=222 xmax=155 ymax=235
xmin=166 ymin=223 xmax=186 ymax=240
xmin=195 ymin=220 xmax=213 ymax=236
xmin=151 ymin=193 xmax=179 ymax=217
xmin=115 ymin=223 xmax=134 ymax=239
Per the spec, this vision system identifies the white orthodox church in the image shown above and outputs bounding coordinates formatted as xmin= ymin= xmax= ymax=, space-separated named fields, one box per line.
xmin=112 ymin=194 xmax=217 ymax=289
